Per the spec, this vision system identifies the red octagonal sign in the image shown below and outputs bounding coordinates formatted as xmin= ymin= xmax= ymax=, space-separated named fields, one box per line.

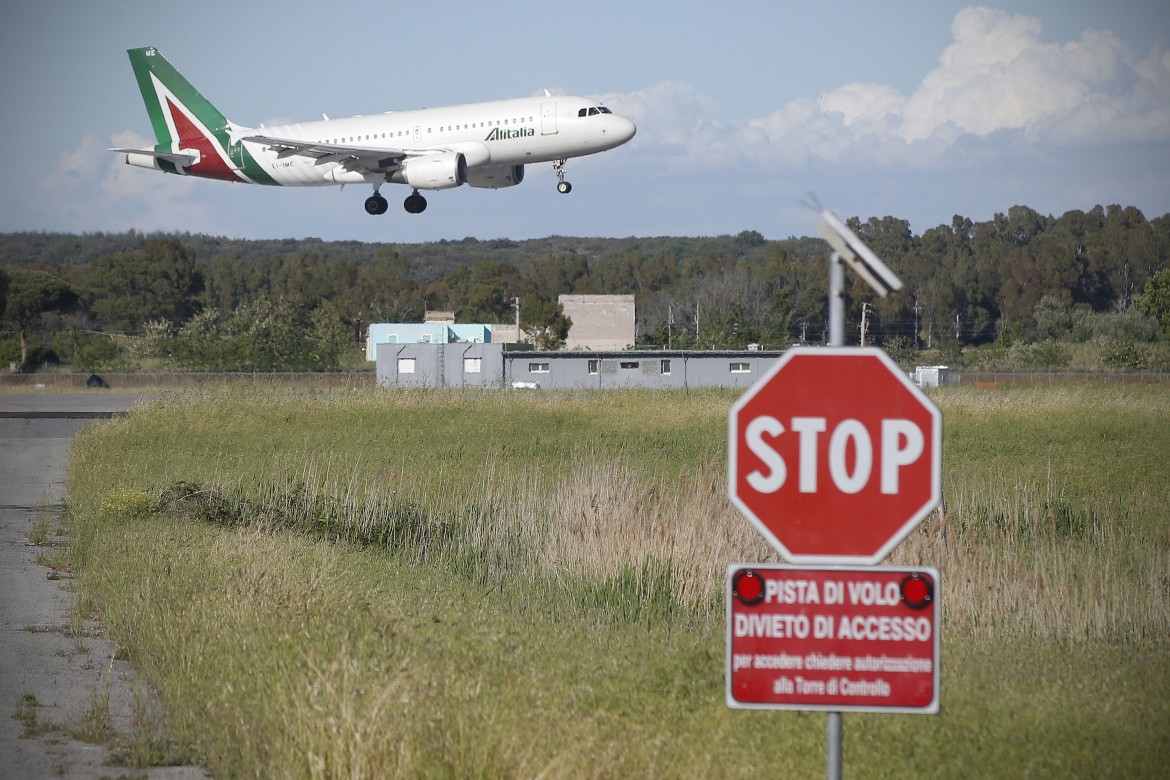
xmin=728 ymin=347 xmax=941 ymax=564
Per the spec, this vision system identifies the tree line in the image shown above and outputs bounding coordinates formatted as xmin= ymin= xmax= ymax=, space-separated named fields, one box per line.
xmin=2 ymin=203 xmax=1169 ymax=373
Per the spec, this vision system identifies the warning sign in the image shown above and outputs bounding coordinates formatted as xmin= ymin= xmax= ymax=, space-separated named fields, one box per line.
xmin=726 ymin=564 xmax=940 ymax=713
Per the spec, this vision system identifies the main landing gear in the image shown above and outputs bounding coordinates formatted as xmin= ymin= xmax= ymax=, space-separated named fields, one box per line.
xmin=364 ymin=187 xmax=427 ymax=215
xmin=404 ymin=190 xmax=427 ymax=214
xmin=364 ymin=192 xmax=389 ymax=215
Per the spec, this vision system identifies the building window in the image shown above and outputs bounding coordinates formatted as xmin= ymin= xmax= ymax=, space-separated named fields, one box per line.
xmin=619 ymin=361 xmax=640 ymax=369
xmin=588 ymin=360 xmax=600 ymax=375
xmin=464 ymin=357 xmax=482 ymax=374
xmin=730 ymin=362 xmax=751 ymax=373
xmin=398 ymin=358 xmax=416 ymax=374
xmin=529 ymin=362 xmax=550 ymax=373
xmin=661 ymin=359 xmax=672 ymax=375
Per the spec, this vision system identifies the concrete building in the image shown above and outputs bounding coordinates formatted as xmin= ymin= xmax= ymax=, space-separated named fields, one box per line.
xmin=376 ymin=343 xmax=785 ymax=389
xmin=490 ymin=323 xmax=522 ymax=344
xmin=559 ymin=294 xmax=635 ymax=351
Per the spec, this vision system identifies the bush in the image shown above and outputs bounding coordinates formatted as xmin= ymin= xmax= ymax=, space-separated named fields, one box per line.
xmin=0 ymin=336 xmax=19 ymax=368
xmin=1008 ymin=340 xmax=1072 ymax=369
xmin=1100 ymin=340 xmax=1149 ymax=370
xmin=22 ymin=346 xmax=60 ymax=372
xmin=56 ymin=331 xmax=123 ymax=371
xmin=1091 ymin=308 xmax=1161 ymax=344
xmin=881 ymin=335 xmax=920 ymax=369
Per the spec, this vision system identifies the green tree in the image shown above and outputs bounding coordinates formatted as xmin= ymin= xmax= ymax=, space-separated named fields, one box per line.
xmin=346 ymin=249 xmax=423 ymax=323
xmin=3 ymin=269 xmax=77 ymax=366
xmin=81 ymin=239 xmax=203 ymax=332
xmin=1032 ymin=295 xmax=1074 ymax=341
xmin=523 ymin=254 xmax=591 ymax=301
xmin=1137 ymin=268 xmax=1170 ymax=339
xmin=734 ymin=229 xmax=766 ymax=248
xmin=520 ymin=296 xmax=571 ymax=350
xmin=445 ymin=260 xmax=523 ymax=322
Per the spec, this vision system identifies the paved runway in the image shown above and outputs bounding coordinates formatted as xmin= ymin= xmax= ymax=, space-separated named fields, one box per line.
xmin=0 ymin=393 xmax=207 ymax=778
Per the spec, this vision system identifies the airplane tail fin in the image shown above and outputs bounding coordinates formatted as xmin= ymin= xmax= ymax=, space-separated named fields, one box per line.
xmin=128 ymin=47 xmax=232 ymax=144
xmin=119 ymin=47 xmax=254 ymax=182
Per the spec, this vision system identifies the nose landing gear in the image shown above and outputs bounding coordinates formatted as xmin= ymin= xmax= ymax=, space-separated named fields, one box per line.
xmin=553 ymin=159 xmax=572 ymax=194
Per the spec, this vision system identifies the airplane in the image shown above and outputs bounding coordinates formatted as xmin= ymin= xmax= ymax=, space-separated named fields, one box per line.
xmin=112 ymin=47 xmax=636 ymax=216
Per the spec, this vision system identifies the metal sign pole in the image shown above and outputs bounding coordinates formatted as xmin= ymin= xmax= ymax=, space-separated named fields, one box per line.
xmin=827 ymin=712 xmax=843 ymax=780
xmin=827 ymin=250 xmax=844 ymax=779
xmin=829 ymin=252 xmax=845 ymax=348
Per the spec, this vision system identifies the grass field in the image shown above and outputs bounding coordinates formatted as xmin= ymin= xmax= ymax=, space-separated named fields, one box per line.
xmin=62 ymin=384 xmax=1169 ymax=778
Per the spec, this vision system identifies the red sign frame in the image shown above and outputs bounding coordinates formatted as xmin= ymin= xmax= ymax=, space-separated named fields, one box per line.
xmin=726 ymin=564 xmax=940 ymax=713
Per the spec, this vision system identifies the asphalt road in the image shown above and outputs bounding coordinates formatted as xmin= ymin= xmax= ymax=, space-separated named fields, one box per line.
xmin=0 ymin=393 xmax=208 ymax=779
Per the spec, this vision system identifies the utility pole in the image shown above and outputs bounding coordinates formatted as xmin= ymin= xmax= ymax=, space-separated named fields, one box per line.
xmin=860 ymin=302 xmax=870 ymax=346
xmin=667 ymin=305 xmax=674 ymax=350
xmin=913 ymin=299 xmax=921 ymax=348
xmin=514 ymin=297 xmax=521 ymax=342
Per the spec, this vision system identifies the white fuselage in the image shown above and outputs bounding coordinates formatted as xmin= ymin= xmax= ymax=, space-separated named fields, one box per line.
xmin=247 ymin=96 xmax=634 ymax=187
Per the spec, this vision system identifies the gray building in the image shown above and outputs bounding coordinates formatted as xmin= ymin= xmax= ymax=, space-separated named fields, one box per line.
xmin=375 ymin=342 xmax=506 ymax=389
xmin=376 ymin=343 xmax=785 ymax=389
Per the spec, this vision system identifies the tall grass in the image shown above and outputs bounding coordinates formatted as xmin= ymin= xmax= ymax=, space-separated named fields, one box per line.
xmin=64 ymin=383 xmax=1170 ymax=777
xmin=82 ymin=384 xmax=1167 ymax=641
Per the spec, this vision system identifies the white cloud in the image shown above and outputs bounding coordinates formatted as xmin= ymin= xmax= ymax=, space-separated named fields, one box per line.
xmin=611 ymin=6 xmax=1170 ymax=172
xmin=38 ymin=131 xmax=218 ymax=233
xmin=898 ymin=7 xmax=1132 ymax=143
xmin=597 ymin=81 xmax=734 ymax=169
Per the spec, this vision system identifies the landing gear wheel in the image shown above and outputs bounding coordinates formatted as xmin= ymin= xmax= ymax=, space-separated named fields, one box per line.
xmin=404 ymin=191 xmax=428 ymax=214
xmin=553 ymin=159 xmax=572 ymax=194
xmin=364 ymin=194 xmax=389 ymax=215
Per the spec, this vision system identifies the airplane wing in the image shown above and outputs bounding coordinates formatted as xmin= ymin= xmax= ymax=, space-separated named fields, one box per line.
xmin=244 ymin=134 xmax=409 ymax=174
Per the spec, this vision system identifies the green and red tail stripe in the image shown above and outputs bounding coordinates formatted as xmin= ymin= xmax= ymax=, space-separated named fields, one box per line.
xmin=127 ymin=47 xmax=276 ymax=184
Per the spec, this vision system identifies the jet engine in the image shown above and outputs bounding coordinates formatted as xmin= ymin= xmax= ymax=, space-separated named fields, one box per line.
xmin=392 ymin=153 xmax=467 ymax=190
xmin=466 ymin=164 xmax=525 ymax=189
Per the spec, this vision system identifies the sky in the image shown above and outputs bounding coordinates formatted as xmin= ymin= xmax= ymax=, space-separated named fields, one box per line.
xmin=1 ymin=1 xmax=1167 ymax=244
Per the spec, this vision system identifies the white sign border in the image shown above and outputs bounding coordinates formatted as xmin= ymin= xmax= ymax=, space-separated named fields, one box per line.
xmin=725 ymin=563 xmax=941 ymax=714
xmin=727 ymin=346 xmax=943 ymax=565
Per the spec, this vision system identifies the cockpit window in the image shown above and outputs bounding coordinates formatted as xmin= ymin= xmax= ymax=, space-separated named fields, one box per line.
xmin=577 ymin=106 xmax=615 ymax=117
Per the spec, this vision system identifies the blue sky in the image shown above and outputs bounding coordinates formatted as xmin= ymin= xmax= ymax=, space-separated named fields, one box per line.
xmin=1 ymin=1 xmax=1167 ymax=243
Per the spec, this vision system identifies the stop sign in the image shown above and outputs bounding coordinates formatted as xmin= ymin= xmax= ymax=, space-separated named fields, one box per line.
xmin=728 ymin=347 xmax=941 ymax=564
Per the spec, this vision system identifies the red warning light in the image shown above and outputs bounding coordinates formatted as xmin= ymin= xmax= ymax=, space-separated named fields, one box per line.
xmin=733 ymin=569 xmax=766 ymax=605
xmin=900 ymin=572 xmax=933 ymax=609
